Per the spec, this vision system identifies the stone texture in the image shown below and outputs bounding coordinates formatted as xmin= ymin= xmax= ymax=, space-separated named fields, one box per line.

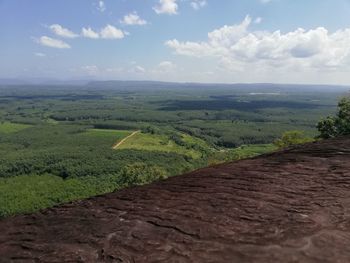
xmin=1 ymin=137 xmax=350 ymax=262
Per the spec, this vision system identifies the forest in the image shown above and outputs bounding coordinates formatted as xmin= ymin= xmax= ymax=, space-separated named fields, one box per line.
xmin=0 ymin=81 xmax=348 ymax=217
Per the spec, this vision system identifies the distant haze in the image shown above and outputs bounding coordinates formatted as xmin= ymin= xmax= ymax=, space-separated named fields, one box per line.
xmin=0 ymin=80 xmax=349 ymax=94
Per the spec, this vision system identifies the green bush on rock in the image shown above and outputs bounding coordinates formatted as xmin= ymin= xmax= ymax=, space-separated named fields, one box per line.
xmin=317 ymin=97 xmax=350 ymax=139
xmin=274 ymin=130 xmax=314 ymax=149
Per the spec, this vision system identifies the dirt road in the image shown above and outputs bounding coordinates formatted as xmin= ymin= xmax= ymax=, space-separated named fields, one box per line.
xmin=112 ymin=130 xmax=140 ymax=149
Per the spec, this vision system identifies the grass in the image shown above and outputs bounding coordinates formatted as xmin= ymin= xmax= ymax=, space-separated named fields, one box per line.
xmin=117 ymin=132 xmax=211 ymax=159
xmin=115 ymin=131 xmax=275 ymax=160
xmin=230 ymin=144 xmax=278 ymax=159
xmin=0 ymin=122 xmax=32 ymax=133
xmin=45 ymin=118 xmax=59 ymax=125
xmin=84 ymin=128 xmax=133 ymax=146
xmin=208 ymin=143 xmax=277 ymax=166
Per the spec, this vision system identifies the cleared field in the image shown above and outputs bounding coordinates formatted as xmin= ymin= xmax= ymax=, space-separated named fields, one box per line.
xmin=85 ymin=128 xmax=132 ymax=137
xmin=113 ymin=131 xmax=140 ymax=149
xmin=84 ymin=129 xmax=132 ymax=146
xmin=115 ymin=131 xmax=274 ymax=160
xmin=117 ymin=132 xmax=212 ymax=159
xmin=0 ymin=122 xmax=31 ymax=133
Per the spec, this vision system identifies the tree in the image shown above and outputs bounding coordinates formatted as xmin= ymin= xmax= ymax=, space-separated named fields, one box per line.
xmin=317 ymin=97 xmax=350 ymax=138
xmin=119 ymin=162 xmax=167 ymax=187
xmin=274 ymin=130 xmax=313 ymax=149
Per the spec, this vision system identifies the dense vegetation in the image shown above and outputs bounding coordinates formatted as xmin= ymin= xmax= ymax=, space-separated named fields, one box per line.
xmin=274 ymin=130 xmax=314 ymax=149
xmin=0 ymin=174 xmax=121 ymax=217
xmin=317 ymin=97 xmax=350 ymax=138
xmin=0 ymin=82 xmax=348 ymax=217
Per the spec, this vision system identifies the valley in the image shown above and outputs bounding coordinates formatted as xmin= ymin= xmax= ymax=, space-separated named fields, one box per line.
xmin=0 ymin=82 xmax=348 ymax=217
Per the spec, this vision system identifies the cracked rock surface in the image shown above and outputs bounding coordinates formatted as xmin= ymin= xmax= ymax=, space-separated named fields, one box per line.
xmin=1 ymin=137 xmax=350 ymax=262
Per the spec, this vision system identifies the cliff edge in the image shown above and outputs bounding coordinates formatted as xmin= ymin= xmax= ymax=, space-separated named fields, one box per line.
xmin=1 ymin=137 xmax=350 ymax=262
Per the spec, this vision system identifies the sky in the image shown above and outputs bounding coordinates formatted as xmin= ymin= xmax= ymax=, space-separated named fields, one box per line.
xmin=1 ymin=0 xmax=350 ymax=84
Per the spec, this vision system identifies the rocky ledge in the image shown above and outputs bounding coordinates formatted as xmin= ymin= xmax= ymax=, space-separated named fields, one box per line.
xmin=1 ymin=137 xmax=350 ymax=262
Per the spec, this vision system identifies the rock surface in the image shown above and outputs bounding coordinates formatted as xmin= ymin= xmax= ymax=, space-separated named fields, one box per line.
xmin=1 ymin=137 xmax=350 ymax=262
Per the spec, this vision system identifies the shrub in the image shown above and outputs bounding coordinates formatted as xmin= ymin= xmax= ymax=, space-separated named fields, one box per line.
xmin=274 ymin=130 xmax=313 ymax=149
xmin=317 ymin=97 xmax=350 ymax=138
xmin=119 ymin=162 xmax=167 ymax=187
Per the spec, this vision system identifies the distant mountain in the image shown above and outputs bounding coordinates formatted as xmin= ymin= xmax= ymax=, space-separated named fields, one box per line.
xmin=1 ymin=78 xmax=349 ymax=93
xmin=0 ymin=78 xmax=90 ymax=86
xmin=0 ymin=78 xmax=31 ymax=85
xmin=86 ymin=80 xmax=187 ymax=88
xmin=87 ymin=80 xmax=350 ymax=93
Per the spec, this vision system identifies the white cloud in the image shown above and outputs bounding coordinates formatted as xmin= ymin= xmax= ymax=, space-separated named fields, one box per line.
xmin=191 ymin=0 xmax=207 ymax=10
xmin=97 ymin=1 xmax=106 ymax=12
xmin=81 ymin=27 xmax=99 ymax=39
xmin=130 ymin=65 xmax=146 ymax=74
xmin=49 ymin=24 xmax=78 ymax=38
xmin=165 ymin=15 xmax=350 ymax=73
xmin=81 ymin=65 xmax=99 ymax=76
xmin=36 ymin=36 xmax=71 ymax=49
xmin=79 ymin=25 xmax=127 ymax=40
xmin=155 ymin=61 xmax=177 ymax=73
xmin=100 ymin=25 xmax=125 ymax=39
xmin=82 ymin=65 xmax=98 ymax=71
xmin=121 ymin=12 xmax=147 ymax=25
xmin=158 ymin=61 xmax=176 ymax=68
xmin=166 ymin=15 xmax=252 ymax=57
xmin=106 ymin=67 xmax=123 ymax=73
xmin=153 ymin=0 xmax=178 ymax=15
xmin=254 ymin=17 xmax=262 ymax=24
xmin=34 ymin=52 xmax=46 ymax=57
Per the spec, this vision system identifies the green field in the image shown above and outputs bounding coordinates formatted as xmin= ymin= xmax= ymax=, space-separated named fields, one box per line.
xmin=229 ymin=144 xmax=277 ymax=159
xmin=0 ymin=122 xmax=31 ymax=133
xmin=84 ymin=128 xmax=132 ymax=146
xmin=85 ymin=128 xmax=132 ymax=137
xmin=117 ymin=132 xmax=212 ymax=159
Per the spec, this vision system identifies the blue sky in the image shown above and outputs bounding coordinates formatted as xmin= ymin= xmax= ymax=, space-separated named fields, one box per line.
xmin=1 ymin=0 xmax=350 ymax=84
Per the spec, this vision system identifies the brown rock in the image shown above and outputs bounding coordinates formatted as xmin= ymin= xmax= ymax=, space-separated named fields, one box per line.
xmin=1 ymin=137 xmax=350 ymax=262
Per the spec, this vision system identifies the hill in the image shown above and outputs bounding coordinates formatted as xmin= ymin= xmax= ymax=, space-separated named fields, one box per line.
xmin=1 ymin=137 xmax=350 ymax=262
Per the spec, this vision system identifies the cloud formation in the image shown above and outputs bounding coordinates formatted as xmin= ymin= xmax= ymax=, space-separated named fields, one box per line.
xmin=39 ymin=24 xmax=126 ymax=45
xmin=254 ymin=17 xmax=262 ymax=24
xmin=37 ymin=36 xmax=71 ymax=49
xmin=81 ymin=27 xmax=100 ymax=39
xmin=97 ymin=1 xmax=106 ymax=12
xmin=153 ymin=0 xmax=178 ymax=15
xmin=121 ymin=12 xmax=147 ymax=25
xmin=191 ymin=0 xmax=207 ymax=10
xmin=155 ymin=61 xmax=177 ymax=73
xmin=49 ymin=24 xmax=78 ymax=38
xmin=81 ymin=65 xmax=99 ymax=75
xmin=34 ymin=52 xmax=46 ymax=57
xmin=100 ymin=25 xmax=125 ymax=39
xmin=130 ymin=65 xmax=146 ymax=74
xmin=166 ymin=15 xmax=350 ymax=72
